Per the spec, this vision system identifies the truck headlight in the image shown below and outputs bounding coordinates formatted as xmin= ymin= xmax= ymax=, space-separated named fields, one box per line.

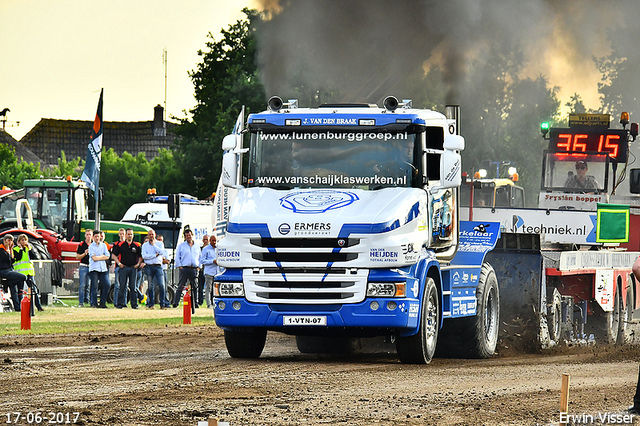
xmin=214 ymin=282 xmax=245 ymax=297
xmin=366 ymin=282 xmax=406 ymax=297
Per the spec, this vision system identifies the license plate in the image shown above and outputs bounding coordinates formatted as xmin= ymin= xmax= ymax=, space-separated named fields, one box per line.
xmin=283 ymin=316 xmax=327 ymax=326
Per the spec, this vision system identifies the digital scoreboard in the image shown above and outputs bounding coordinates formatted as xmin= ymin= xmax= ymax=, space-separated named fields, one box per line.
xmin=549 ymin=128 xmax=628 ymax=163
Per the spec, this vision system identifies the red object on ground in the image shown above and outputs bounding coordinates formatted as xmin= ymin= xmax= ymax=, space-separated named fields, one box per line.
xmin=21 ymin=295 xmax=31 ymax=330
xmin=183 ymin=288 xmax=192 ymax=325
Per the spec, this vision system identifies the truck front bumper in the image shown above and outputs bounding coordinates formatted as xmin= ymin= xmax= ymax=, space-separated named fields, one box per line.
xmin=214 ymin=297 xmax=420 ymax=332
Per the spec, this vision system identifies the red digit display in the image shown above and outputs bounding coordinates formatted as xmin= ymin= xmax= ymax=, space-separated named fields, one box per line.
xmin=549 ymin=129 xmax=627 ymax=162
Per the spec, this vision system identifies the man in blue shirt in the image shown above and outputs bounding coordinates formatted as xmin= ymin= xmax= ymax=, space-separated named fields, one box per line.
xmin=172 ymin=228 xmax=201 ymax=312
xmin=199 ymin=235 xmax=218 ymax=309
xmin=89 ymin=230 xmax=110 ymax=308
xmin=141 ymin=229 xmax=170 ymax=309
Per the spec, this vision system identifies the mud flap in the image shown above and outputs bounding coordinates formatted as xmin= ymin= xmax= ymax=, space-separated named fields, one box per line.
xmin=484 ymin=233 xmax=544 ymax=352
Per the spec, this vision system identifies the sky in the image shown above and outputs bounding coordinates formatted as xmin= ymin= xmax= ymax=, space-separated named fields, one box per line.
xmin=1 ymin=0 xmax=610 ymax=144
xmin=0 ymin=0 xmax=254 ymax=141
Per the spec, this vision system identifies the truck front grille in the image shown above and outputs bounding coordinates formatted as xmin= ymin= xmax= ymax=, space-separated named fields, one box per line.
xmin=252 ymin=252 xmax=357 ymax=262
xmin=250 ymin=237 xmax=360 ymax=249
xmin=244 ymin=268 xmax=368 ymax=304
xmin=249 ymin=237 xmax=360 ymax=264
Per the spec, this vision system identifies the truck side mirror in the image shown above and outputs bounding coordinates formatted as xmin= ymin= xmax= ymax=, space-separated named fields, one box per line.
xmin=222 ymin=134 xmax=237 ymax=151
xmin=222 ymin=151 xmax=243 ymax=189
xmin=443 ymin=134 xmax=465 ymax=151
xmin=430 ymin=150 xmax=462 ymax=192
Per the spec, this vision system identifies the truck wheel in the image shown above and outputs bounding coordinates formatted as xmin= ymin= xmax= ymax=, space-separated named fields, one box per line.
xmin=224 ymin=329 xmax=267 ymax=359
xmin=592 ymin=286 xmax=621 ymax=345
xmin=464 ymin=263 xmax=500 ymax=358
xmin=618 ymin=285 xmax=633 ymax=345
xmin=396 ymin=277 xmax=439 ymax=364
xmin=547 ymin=288 xmax=563 ymax=344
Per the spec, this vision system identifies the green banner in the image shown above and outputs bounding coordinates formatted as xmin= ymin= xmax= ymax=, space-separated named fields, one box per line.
xmin=596 ymin=203 xmax=630 ymax=243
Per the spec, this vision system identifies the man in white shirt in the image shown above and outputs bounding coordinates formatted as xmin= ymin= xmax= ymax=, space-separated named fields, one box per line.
xmin=141 ymin=229 xmax=170 ymax=309
xmin=199 ymin=235 xmax=218 ymax=309
xmin=172 ymin=228 xmax=201 ymax=312
xmin=89 ymin=230 xmax=111 ymax=308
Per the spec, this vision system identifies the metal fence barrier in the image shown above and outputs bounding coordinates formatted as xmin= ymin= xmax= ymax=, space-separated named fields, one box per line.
xmin=31 ymin=261 xmax=182 ymax=305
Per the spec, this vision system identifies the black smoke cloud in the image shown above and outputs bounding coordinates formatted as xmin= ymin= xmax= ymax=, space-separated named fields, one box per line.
xmin=253 ymin=0 xmax=636 ymax=105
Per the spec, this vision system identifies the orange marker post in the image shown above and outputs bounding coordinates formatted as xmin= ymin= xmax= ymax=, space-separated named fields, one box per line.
xmin=183 ymin=286 xmax=192 ymax=325
xmin=20 ymin=293 xmax=31 ymax=330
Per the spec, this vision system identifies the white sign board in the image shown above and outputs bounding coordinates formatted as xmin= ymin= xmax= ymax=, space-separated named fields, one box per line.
xmin=461 ymin=207 xmax=596 ymax=244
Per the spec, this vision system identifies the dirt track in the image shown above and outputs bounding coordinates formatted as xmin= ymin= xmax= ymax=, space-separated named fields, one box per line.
xmin=1 ymin=320 xmax=640 ymax=426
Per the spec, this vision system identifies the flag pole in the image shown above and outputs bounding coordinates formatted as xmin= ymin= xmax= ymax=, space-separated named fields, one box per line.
xmin=80 ymin=89 xmax=104 ymax=232
xmin=95 ymin=187 xmax=100 ymax=231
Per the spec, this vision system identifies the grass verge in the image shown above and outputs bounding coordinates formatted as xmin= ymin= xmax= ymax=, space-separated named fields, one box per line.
xmin=1 ymin=302 xmax=216 ymax=335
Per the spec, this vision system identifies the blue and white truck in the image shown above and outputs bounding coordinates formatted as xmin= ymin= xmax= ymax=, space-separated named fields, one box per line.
xmin=213 ymin=97 xmax=501 ymax=363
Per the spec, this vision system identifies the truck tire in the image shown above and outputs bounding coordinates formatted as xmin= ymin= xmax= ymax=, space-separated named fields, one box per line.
xmin=435 ymin=264 xmax=499 ymax=358
xmin=465 ymin=263 xmax=500 ymax=358
xmin=224 ymin=329 xmax=267 ymax=359
xmin=591 ymin=285 xmax=621 ymax=345
xmin=618 ymin=285 xmax=634 ymax=345
xmin=547 ymin=287 xmax=563 ymax=344
xmin=396 ymin=277 xmax=439 ymax=364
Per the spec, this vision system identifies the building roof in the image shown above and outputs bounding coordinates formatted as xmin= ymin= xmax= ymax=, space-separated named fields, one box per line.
xmin=19 ymin=105 xmax=177 ymax=166
xmin=0 ymin=128 xmax=43 ymax=164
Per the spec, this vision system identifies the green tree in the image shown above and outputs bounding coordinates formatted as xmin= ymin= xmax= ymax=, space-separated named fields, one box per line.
xmin=97 ymin=148 xmax=189 ymax=220
xmin=565 ymin=93 xmax=589 ymax=115
xmin=446 ymin=43 xmax=561 ymax=205
xmin=174 ymin=8 xmax=266 ymax=198
xmin=595 ymin=21 xmax=640 ymax=120
xmin=0 ymin=144 xmax=43 ymax=188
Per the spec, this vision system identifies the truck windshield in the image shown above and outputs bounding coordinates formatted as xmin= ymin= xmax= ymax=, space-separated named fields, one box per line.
xmin=0 ymin=189 xmax=25 ymax=221
xmin=542 ymin=152 xmax=608 ymax=193
xmin=247 ymin=130 xmax=421 ymax=190
xmin=25 ymin=186 xmax=69 ymax=235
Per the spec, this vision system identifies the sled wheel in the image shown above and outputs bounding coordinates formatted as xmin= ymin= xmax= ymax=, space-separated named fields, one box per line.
xmin=224 ymin=329 xmax=267 ymax=359
xmin=592 ymin=285 xmax=621 ymax=345
xmin=618 ymin=283 xmax=634 ymax=345
xmin=396 ymin=277 xmax=439 ymax=364
xmin=547 ymin=288 xmax=563 ymax=344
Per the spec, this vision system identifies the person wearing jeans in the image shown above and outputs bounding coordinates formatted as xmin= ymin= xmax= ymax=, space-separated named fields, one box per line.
xmin=0 ymin=234 xmax=26 ymax=312
xmin=76 ymin=229 xmax=92 ymax=307
xmin=88 ymin=230 xmax=110 ymax=308
xmin=172 ymin=228 xmax=201 ymax=312
xmin=141 ymin=229 xmax=170 ymax=309
xmin=112 ymin=229 xmax=142 ymax=309
xmin=199 ymin=235 xmax=218 ymax=309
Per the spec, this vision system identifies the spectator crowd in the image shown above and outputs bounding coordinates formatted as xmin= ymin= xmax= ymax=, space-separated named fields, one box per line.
xmin=0 ymin=226 xmax=218 ymax=312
